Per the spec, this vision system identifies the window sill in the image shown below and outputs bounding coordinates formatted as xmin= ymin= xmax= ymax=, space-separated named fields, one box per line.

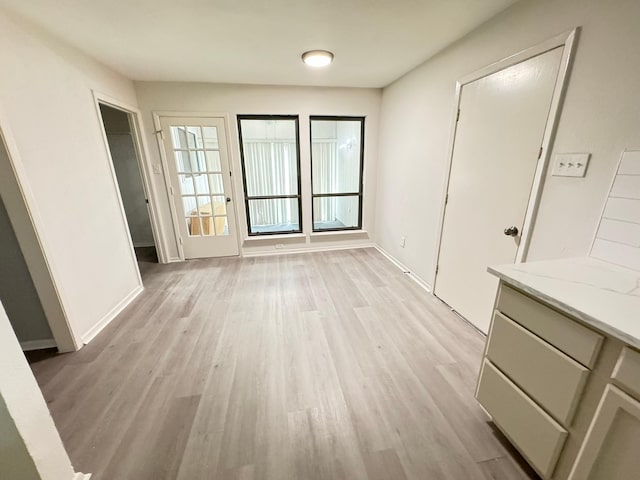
xmin=310 ymin=230 xmax=368 ymax=237
xmin=244 ymin=233 xmax=306 ymax=242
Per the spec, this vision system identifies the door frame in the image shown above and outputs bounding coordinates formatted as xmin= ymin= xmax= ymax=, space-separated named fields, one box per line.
xmin=0 ymin=108 xmax=78 ymax=352
xmin=152 ymin=111 xmax=242 ymax=261
xmin=93 ymin=91 xmax=168 ymax=266
xmin=432 ymin=28 xmax=579 ymax=290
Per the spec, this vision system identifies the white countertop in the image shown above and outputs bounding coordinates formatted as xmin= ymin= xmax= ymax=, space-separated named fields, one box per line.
xmin=488 ymin=257 xmax=640 ymax=349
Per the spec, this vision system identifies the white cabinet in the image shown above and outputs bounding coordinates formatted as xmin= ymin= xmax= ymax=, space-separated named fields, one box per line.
xmin=475 ymin=283 xmax=640 ymax=480
xmin=568 ymin=385 xmax=640 ymax=480
xmin=476 ymin=285 xmax=601 ymax=478
xmin=482 ymin=253 xmax=640 ymax=480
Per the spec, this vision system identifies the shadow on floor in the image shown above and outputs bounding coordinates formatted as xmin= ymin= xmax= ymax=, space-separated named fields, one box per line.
xmin=24 ymin=347 xmax=59 ymax=365
xmin=135 ymin=246 xmax=158 ymax=263
xmin=484 ymin=421 xmax=541 ymax=479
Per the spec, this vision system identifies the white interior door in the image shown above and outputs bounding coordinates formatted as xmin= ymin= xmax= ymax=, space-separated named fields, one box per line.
xmin=434 ymin=47 xmax=563 ymax=332
xmin=160 ymin=116 xmax=239 ymax=259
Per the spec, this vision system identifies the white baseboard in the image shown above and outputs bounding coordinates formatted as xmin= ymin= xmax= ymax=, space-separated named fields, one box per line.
xmin=20 ymin=339 xmax=57 ymax=351
xmin=80 ymin=284 xmax=144 ymax=345
xmin=133 ymin=242 xmax=155 ymax=248
xmin=374 ymin=245 xmax=432 ymax=293
xmin=242 ymin=242 xmax=376 ymax=258
xmin=74 ymin=473 xmax=92 ymax=480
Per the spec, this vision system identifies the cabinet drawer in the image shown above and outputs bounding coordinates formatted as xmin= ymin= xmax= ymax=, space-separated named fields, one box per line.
xmin=612 ymin=347 xmax=640 ymax=400
xmin=487 ymin=311 xmax=589 ymax=426
xmin=497 ymin=285 xmax=603 ymax=368
xmin=477 ymin=359 xmax=568 ymax=478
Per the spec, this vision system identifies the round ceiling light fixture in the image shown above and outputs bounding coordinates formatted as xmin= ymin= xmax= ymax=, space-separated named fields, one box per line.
xmin=301 ymin=50 xmax=334 ymax=67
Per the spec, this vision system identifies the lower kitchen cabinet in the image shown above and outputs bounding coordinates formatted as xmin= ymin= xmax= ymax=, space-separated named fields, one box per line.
xmin=476 ymin=282 xmax=640 ymax=479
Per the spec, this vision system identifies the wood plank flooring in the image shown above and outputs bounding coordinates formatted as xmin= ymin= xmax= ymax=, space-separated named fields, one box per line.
xmin=29 ymin=248 xmax=539 ymax=480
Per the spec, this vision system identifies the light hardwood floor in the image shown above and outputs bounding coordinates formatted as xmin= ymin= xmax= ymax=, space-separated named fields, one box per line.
xmin=30 ymin=248 xmax=538 ymax=480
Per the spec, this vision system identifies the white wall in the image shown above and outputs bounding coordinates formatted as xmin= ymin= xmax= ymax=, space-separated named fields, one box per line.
xmin=0 ymin=302 xmax=79 ymax=480
xmin=0 ymin=120 xmax=75 ymax=351
xmin=375 ymin=0 xmax=640 ymax=287
xmin=0 ymin=9 xmax=141 ymax=344
xmin=0 ymin=196 xmax=52 ymax=345
xmin=134 ymin=82 xmax=381 ymax=258
xmin=100 ymin=105 xmax=155 ymax=248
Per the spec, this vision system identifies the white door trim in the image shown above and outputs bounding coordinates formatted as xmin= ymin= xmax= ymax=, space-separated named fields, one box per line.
xmin=152 ymin=111 xmax=242 ymax=261
xmin=432 ymin=28 xmax=579 ymax=289
xmin=92 ymin=91 xmax=168 ymax=265
xmin=0 ymin=109 xmax=78 ymax=351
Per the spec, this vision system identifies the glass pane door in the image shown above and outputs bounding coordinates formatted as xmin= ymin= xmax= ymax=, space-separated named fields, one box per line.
xmin=160 ymin=116 xmax=239 ymax=259
xmin=169 ymin=125 xmax=229 ymax=237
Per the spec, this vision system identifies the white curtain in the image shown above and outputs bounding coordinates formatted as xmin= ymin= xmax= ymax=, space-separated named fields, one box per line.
xmin=245 ymin=141 xmax=297 ymax=226
xmin=312 ymin=141 xmax=338 ymax=222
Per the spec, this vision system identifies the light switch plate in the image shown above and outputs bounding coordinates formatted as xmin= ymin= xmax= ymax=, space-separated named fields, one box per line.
xmin=551 ymin=153 xmax=590 ymax=177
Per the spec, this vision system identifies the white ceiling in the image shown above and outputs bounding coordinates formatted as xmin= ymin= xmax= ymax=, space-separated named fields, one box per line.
xmin=0 ymin=0 xmax=519 ymax=88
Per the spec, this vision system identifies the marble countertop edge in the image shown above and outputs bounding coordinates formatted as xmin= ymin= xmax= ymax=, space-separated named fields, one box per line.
xmin=488 ymin=257 xmax=640 ymax=350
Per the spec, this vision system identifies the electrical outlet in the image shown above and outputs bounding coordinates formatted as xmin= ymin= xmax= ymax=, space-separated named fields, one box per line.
xmin=275 ymin=244 xmax=285 ymax=249
xmin=552 ymin=153 xmax=590 ymax=177
xmin=400 ymin=236 xmax=406 ymax=248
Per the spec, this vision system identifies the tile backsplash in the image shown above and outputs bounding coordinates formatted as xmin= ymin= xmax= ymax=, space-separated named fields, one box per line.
xmin=591 ymin=150 xmax=640 ymax=271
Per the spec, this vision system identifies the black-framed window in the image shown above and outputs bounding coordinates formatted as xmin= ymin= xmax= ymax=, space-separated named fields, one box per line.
xmin=237 ymin=115 xmax=302 ymax=235
xmin=310 ymin=116 xmax=365 ymax=231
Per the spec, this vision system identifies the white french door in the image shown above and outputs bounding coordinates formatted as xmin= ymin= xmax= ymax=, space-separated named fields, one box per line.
xmin=160 ymin=116 xmax=239 ymax=259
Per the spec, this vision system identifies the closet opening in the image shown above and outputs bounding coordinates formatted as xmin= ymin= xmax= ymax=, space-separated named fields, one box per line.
xmin=98 ymin=103 xmax=159 ymax=272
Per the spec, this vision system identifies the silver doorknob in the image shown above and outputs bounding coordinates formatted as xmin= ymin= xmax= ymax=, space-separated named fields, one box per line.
xmin=226 ymin=197 xmax=231 ymax=203
xmin=504 ymin=226 xmax=519 ymax=237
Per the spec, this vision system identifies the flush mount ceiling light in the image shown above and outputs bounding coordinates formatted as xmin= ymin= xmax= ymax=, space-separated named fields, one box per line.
xmin=301 ymin=50 xmax=334 ymax=67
